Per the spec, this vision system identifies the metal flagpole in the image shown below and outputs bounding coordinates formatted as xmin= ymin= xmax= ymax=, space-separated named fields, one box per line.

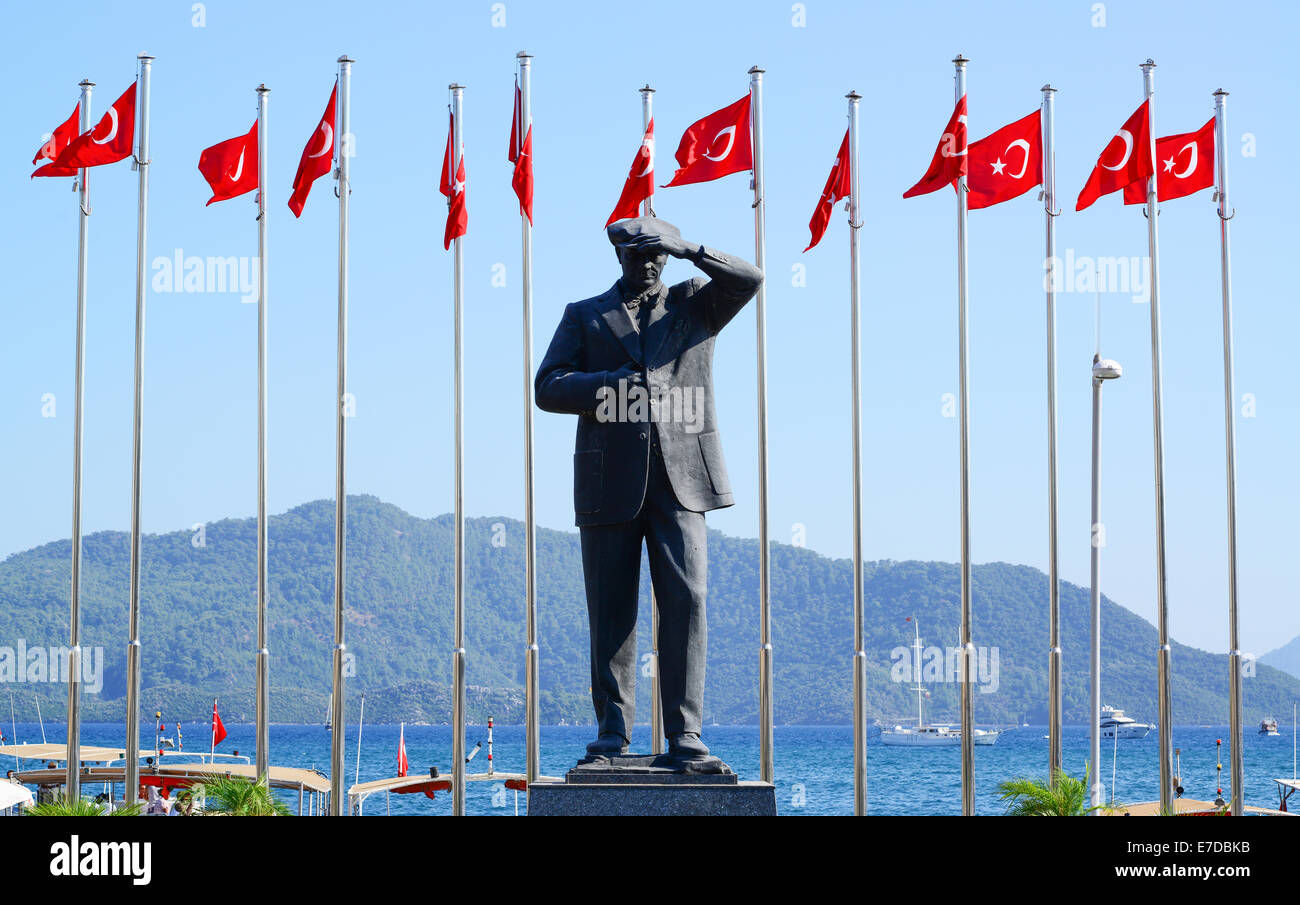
xmin=953 ymin=54 xmax=975 ymax=816
xmin=1213 ymin=88 xmax=1244 ymax=817
xmin=640 ymin=82 xmax=664 ymax=756
xmin=1041 ymin=83 xmax=1063 ymax=782
xmin=847 ymin=89 xmax=867 ymax=817
xmin=330 ymin=54 xmax=353 ymax=815
xmin=748 ymin=65 xmax=774 ymax=786
xmin=450 ymin=82 xmax=467 ymax=817
xmin=65 ymin=78 xmax=93 ymax=801
xmin=255 ymin=83 xmax=271 ymax=785
xmin=1139 ymin=59 xmax=1174 ymax=813
xmin=1090 ymin=346 xmax=1123 ymax=812
xmin=125 ymin=54 xmax=153 ymax=807
xmin=354 ymin=693 xmax=364 ymax=790
xmin=517 ymin=52 xmax=541 ymax=785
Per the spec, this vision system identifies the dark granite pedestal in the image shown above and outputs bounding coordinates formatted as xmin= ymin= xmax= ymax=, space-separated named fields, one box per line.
xmin=527 ymin=754 xmax=777 ymax=816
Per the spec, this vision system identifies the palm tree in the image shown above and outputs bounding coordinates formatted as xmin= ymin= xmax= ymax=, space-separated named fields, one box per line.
xmin=998 ymin=765 xmax=1117 ymax=816
xmin=26 ymin=796 xmax=145 ymax=817
xmin=194 ymin=774 xmax=290 ymax=816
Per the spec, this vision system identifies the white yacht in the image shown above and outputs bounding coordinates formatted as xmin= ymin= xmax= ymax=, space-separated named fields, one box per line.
xmin=1259 ymin=716 xmax=1279 ymax=736
xmin=879 ymin=617 xmax=1000 ymax=748
xmin=1099 ymin=705 xmax=1151 ymax=740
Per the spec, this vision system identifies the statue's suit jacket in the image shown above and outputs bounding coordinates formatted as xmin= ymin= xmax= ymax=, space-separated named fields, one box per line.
xmin=535 ymin=246 xmax=763 ymax=526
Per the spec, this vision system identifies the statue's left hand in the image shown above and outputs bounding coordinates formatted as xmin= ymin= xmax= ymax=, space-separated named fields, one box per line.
xmin=622 ymin=233 xmax=699 ymax=260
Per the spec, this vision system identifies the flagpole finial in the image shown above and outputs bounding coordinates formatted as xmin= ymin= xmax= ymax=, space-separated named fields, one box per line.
xmin=748 ymin=65 xmax=765 ymax=75
xmin=640 ymin=84 xmax=655 ymax=95
xmin=338 ymin=54 xmax=354 ymax=64
xmin=516 ymin=50 xmax=533 ymax=60
xmin=449 ymin=82 xmax=464 ymax=91
xmin=79 ymin=78 xmax=94 ymax=88
xmin=1140 ymin=58 xmax=1157 ymax=70
xmin=1041 ymin=84 xmax=1056 ymax=94
xmin=137 ymin=52 xmax=155 ymax=62
xmin=846 ymin=90 xmax=861 ymax=100
xmin=257 ymin=83 xmax=269 ymax=94
xmin=953 ymin=54 xmax=969 ymax=66
xmin=1214 ymin=88 xmax=1229 ymax=98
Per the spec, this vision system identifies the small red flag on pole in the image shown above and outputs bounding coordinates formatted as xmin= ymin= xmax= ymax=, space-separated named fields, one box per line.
xmin=397 ymin=722 xmax=409 ymax=777
xmin=210 ymin=698 xmax=228 ymax=758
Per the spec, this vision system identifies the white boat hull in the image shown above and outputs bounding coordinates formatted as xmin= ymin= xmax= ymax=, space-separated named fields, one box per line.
xmin=879 ymin=728 xmax=1000 ymax=747
xmin=1101 ymin=724 xmax=1150 ymax=740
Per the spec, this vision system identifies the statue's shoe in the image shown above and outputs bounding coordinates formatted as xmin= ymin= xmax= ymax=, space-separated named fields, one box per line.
xmin=585 ymin=732 xmax=630 ymax=756
xmin=668 ymin=732 xmax=710 ymax=758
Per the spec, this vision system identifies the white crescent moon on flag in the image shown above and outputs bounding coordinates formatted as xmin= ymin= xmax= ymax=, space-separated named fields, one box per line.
xmin=1172 ymin=140 xmax=1197 ymax=178
xmin=229 ymin=148 xmax=245 ymax=182
xmin=635 ymin=137 xmax=655 ymax=176
xmin=1004 ymin=138 xmax=1031 ymax=179
xmin=702 ymin=126 xmax=735 ymax=162
xmin=1101 ymin=129 xmax=1134 ymax=171
xmin=941 ymin=115 xmax=969 ymax=158
xmin=307 ymin=122 xmax=333 ymax=159
xmin=92 ymin=107 xmax=119 ymax=145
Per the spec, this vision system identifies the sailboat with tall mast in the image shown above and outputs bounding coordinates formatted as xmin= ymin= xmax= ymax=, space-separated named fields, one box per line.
xmin=880 ymin=617 xmax=1000 ymax=747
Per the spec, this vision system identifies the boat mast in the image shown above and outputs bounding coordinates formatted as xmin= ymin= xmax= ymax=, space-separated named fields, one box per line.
xmin=911 ymin=618 xmax=925 ymax=729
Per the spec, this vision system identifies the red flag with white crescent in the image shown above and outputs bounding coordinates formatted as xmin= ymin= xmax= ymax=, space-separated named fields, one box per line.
xmin=1122 ymin=118 xmax=1215 ymax=205
xmin=903 ymin=95 xmax=968 ymax=199
xmin=288 ymin=81 xmax=337 ymax=218
xmin=52 ymin=82 xmax=136 ymax=170
xmin=199 ymin=121 xmax=259 ymax=206
xmin=966 ymin=109 xmax=1042 ymax=210
xmin=804 ymin=129 xmax=850 ymax=252
xmin=441 ymin=111 xmax=467 ymax=249
xmin=30 ymin=103 xmax=81 ymax=177
xmin=1075 ymin=100 xmax=1153 ymax=211
xmin=663 ymin=95 xmax=752 ymax=188
xmin=606 ymin=117 xmax=655 ymax=226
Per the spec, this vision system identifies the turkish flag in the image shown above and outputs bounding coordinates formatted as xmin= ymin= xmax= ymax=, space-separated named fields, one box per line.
xmin=512 ymin=124 xmax=534 ymax=224
xmin=903 ymin=95 xmax=968 ymax=199
xmin=199 ymin=121 xmax=258 ymax=206
xmin=1122 ymin=118 xmax=1215 ymax=205
xmin=211 ymin=702 xmax=227 ymax=747
xmin=397 ymin=724 xmax=409 ymax=778
xmin=663 ymin=95 xmax=752 ymax=188
xmin=967 ymin=109 xmax=1042 ymax=210
xmin=805 ymin=129 xmax=850 ymax=252
xmin=31 ymin=103 xmax=80 ymax=177
xmin=441 ymin=112 xmax=467 ymax=249
xmin=53 ymin=82 xmax=136 ymax=170
xmin=288 ymin=82 xmax=337 ymax=218
xmin=606 ymin=118 xmax=655 ymax=227
xmin=1075 ymin=100 xmax=1153 ymax=211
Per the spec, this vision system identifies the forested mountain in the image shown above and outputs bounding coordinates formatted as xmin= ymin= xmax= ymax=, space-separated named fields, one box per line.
xmin=2 ymin=495 xmax=1296 ymax=726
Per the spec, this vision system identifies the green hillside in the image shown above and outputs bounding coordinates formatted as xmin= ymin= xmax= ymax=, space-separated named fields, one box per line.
xmin=1 ymin=495 xmax=1296 ymax=727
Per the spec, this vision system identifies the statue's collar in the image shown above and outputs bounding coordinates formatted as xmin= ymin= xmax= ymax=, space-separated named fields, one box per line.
xmin=617 ymin=278 xmax=666 ymax=310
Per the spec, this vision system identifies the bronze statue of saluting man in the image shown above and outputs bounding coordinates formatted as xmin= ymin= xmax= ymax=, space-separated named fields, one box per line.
xmin=536 ymin=216 xmax=762 ymax=759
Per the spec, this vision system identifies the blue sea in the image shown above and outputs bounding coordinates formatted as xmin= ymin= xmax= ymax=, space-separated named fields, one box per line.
xmin=9 ymin=722 xmax=1297 ymax=815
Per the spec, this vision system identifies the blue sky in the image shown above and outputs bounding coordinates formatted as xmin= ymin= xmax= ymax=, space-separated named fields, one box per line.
xmin=2 ymin=0 xmax=1296 ymax=657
